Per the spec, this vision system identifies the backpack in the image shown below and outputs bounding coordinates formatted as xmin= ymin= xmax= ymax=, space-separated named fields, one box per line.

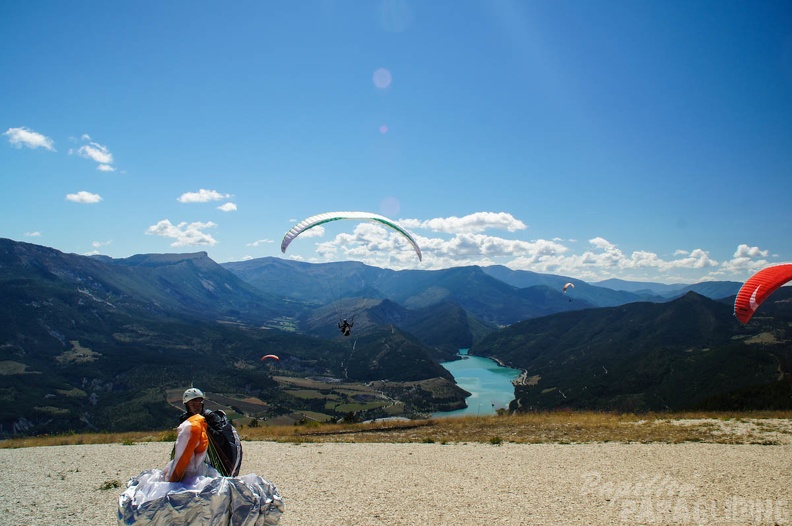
xmin=203 ymin=409 xmax=243 ymax=477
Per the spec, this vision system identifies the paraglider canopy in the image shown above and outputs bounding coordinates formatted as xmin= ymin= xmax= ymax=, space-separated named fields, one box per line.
xmin=260 ymin=354 xmax=280 ymax=362
xmin=563 ymin=282 xmax=575 ymax=293
xmin=734 ymin=263 xmax=792 ymax=323
xmin=280 ymin=211 xmax=422 ymax=261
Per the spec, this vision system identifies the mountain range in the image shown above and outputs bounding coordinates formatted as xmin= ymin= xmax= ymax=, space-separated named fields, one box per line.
xmin=0 ymin=237 xmax=788 ymax=436
xmin=473 ymin=290 xmax=792 ymax=412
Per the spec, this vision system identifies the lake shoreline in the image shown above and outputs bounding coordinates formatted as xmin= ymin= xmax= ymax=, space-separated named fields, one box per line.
xmin=435 ymin=353 xmax=522 ymax=418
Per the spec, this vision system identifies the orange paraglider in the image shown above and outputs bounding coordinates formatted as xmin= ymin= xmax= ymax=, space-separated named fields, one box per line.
xmin=734 ymin=264 xmax=792 ymax=324
xmin=260 ymin=354 xmax=280 ymax=362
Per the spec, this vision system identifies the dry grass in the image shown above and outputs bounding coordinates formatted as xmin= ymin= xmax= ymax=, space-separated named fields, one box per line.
xmin=0 ymin=430 xmax=177 ymax=449
xmin=3 ymin=411 xmax=792 ymax=449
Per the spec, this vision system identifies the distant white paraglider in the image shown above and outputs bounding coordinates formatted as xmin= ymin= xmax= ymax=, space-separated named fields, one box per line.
xmin=563 ymin=282 xmax=575 ymax=301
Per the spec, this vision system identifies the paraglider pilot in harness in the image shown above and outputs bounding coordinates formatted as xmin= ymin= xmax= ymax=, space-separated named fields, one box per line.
xmin=172 ymin=388 xmax=243 ymax=478
xmin=338 ymin=318 xmax=353 ymax=336
xmin=164 ymin=388 xmax=210 ymax=482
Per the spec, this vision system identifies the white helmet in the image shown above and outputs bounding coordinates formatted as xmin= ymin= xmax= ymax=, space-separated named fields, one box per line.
xmin=182 ymin=388 xmax=205 ymax=404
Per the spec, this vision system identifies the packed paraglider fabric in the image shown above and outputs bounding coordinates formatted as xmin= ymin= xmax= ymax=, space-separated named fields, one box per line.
xmin=118 ymin=468 xmax=284 ymax=525
xmin=280 ymin=211 xmax=422 ymax=261
xmin=734 ymin=263 xmax=792 ymax=323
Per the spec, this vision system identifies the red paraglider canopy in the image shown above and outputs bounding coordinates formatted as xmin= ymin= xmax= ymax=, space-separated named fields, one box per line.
xmin=734 ymin=264 xmax=792 ymax=324
xmin=260 ymin=354 xmax=280 ymax=362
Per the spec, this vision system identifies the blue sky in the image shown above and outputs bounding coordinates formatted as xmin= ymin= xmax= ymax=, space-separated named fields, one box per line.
xmin=2 ymin=1 xmax=790 ymax=284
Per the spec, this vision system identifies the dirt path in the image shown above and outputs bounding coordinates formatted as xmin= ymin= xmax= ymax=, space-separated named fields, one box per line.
xmin=0 ymin=441 xmax=789 ymax=525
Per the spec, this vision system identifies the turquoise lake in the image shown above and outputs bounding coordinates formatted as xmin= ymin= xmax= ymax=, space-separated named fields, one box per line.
xmin=433 ymin=350 xmax=522 ymax=417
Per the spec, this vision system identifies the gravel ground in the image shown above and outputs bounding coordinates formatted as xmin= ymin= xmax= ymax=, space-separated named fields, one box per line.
xmin=0 ymin=441 xmax=789 ymax=525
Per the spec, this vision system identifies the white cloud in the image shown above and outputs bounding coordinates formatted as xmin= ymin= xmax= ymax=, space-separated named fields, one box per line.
xmin=69 ymin=136 xmax=118 ymax=171
xmin=145 ymin=219 xmax=218 ymax=247
xmin=314 ymin=223 xmax=415 ymax=262
xmin=92 ymin=240 xmax=112 ymax=248
xmin=76 ymin=142 xmax=113 ymax=164
xmin=296 ymin=226 xmax=325 ymax=238
xmin=425 ymin=233 xmax=565 ymax=260
xmin=672 ymin=249 xmax=718 ymax=269
xmin=402 ymin=212 xmax=527 ymax=234
xmin=525 ymin=239 xmax=718 ymax=279
xmin=281 ymin=211 xmax=777 ymax=284
xmin=712 ymin=244 xmax=771 ymax=276
xmin=246 ymin=239 xmax=272 ymax=247
xmin=376 ymin=227 xmax=724 ymax=282
xmin=588 ymin=237 xmax=615 ymax=251
xmin=178 ymin=189 xmax=231 ymax=203
xmin=734 ymin=244 xmax=769 ymax=259
xmin=294 ymin=224 xmax=768 ymax=283
xmin=217 ymin=202 xmax=237 ymax=212
xmin=24 ymin=231 xmax=42 ymax=237
xmin=3 ymin=127 xmax=55 ymax=151
xmin=66 ymin=191 xmax=102 ymax=204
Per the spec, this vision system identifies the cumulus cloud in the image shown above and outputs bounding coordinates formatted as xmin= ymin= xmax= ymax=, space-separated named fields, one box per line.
xmin=66 ymin=191 xmax=102 ymax=204
xmin=520 ymin=238 xmax=719 ymax=281
xmin=145 ymin=219 xmax=217 ymax=247
xmin=24 ymin=231 xmax=42 ymax=237
xmin=76 ymin=143 xmax=113 ymax=164
xmin=178 ymin=189 xmax=231 ymax=203
xmin=246 ymin=239 xmax=272 ymax=247
xmin=405 ymin=229 xmax=722 ymax=282
xmin=281 ymin=210 xmax=777 ymax=284
xmin=734 ymin=244 xmax=769 ymax=259
xmin=69 ymin=136 xmax=116 ymax=171
xmin=427 ymin=233 xmax=565 ymax=260
xmin=217 ymin=202 xmax=237 ymax=212
xmin=295 ymin=226 xmax=325 ymax=239
xmin=401 ymin=212 xmax=527 ymax=234
xmin=714 ymin=244 xmax=771 ymax=276
xmin=3 ymin=127 xmax=55 ymax=151
xmin=302 ymin=221 xmax=541 ymax=268
xmin=315 ymin=223 xmax=406 ymax=261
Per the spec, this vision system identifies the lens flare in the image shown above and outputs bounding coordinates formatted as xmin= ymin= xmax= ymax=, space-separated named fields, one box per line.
xmin=373 ymin=68 xmax=392 ymax=89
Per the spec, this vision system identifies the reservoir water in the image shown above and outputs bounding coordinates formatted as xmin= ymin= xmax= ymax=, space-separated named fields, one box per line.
xmin=433 ymin=350 xmax=522 ymax=417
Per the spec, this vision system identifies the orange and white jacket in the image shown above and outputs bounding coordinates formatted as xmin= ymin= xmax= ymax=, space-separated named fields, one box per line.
xmin=163 ymin=413 xmax=209 ymax=482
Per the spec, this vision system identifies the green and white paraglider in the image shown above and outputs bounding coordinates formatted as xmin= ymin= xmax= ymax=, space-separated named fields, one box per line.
xmin=280 ymin=211 xmax=422 ymax=261
xmin=280 ymin=211 xmax=422 ymax=351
